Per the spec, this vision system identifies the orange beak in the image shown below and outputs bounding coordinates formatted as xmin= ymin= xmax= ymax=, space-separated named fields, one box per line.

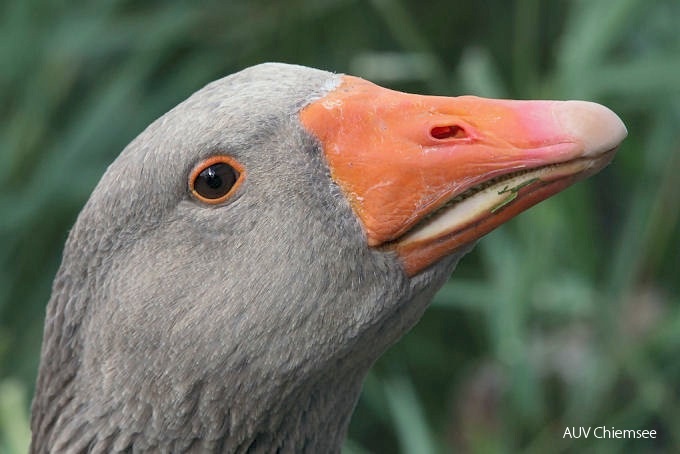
xmin=300 ymin=76 xmax=627 ymax=276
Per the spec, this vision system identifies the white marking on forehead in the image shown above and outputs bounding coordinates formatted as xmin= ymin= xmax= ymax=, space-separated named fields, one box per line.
xmin=309 ymin=73 xmax=343 ymax=104
xmin=321 ymin=73 xmax=343 ymax=93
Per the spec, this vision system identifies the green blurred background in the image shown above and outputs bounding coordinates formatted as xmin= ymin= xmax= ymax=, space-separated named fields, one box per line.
xmin=1 ymin=0 xmax=679 ymax=452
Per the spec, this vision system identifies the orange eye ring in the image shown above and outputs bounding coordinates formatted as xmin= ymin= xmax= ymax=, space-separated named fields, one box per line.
xmin=189 ymin=155 xmax=245 ymax=205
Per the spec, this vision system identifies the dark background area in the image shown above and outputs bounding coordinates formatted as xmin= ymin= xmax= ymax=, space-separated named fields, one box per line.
xmin=1 ymin=1 xmax=679 ymax=452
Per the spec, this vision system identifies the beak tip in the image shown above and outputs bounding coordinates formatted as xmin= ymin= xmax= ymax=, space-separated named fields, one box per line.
xmin=553 ymin=101 xmax=627 ymax=157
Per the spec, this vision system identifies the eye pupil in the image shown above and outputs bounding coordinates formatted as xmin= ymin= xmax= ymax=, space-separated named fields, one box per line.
xmin=193 ymin=162 xmax=239 ymax=201
xmin=202 ymin=167 xmax=223 ymax=189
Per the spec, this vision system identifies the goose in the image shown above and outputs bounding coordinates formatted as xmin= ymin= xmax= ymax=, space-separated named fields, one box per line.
xmin=31 ymin=62 xmax=627 ymax=453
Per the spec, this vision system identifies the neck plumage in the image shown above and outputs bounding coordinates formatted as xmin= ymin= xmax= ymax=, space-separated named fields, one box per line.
xmin=30 ymin=260 xmax=368 ymax=453
xmin=33 ymin=314 xmax=365 ymax=452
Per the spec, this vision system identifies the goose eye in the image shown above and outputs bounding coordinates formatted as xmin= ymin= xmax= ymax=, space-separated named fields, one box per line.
xmin=190 ymin=156 xmax=244 ymax=204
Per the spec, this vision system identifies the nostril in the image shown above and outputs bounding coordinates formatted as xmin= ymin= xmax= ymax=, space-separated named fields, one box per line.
xmin=430 ymin=125 xmax=467 ymax=140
